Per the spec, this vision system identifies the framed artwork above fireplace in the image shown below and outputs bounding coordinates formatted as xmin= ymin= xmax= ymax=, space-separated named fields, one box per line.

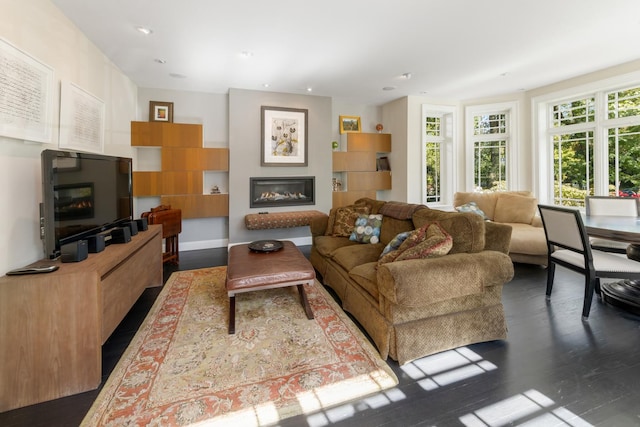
xmin=261 ymin=106 xmax=308 ymax=166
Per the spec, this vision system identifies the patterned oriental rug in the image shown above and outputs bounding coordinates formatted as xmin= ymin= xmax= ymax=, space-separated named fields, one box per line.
xmin=82 ymin=267 xmax=398 ymax=426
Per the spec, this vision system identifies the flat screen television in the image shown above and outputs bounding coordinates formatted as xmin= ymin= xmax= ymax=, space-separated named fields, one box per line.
xmin=41 ymin=149 xmax=133 ymax=259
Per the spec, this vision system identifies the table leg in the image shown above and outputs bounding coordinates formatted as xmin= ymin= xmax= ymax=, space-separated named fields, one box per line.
xmin=228 ymin=294 xmax=236 ymax=334
xmin=600 ymin=244 xmax=640 ymax=312
xmin=297 ymin=284 xmax=314 ymax=320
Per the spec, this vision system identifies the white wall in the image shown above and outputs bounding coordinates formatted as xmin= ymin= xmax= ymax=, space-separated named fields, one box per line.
xmin=0 ymin=0 xmax=137 ymax=275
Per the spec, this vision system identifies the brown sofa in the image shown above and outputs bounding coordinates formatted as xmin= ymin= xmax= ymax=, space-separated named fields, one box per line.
xmin=453 ymin=191 xmax=548 ymax=267
xmin=309 ymin=198 xmax=515 ymax=364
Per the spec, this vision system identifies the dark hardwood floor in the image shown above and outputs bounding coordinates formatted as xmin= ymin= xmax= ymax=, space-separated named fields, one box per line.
xmin=2 ymin=247 xmax=640 ymax=426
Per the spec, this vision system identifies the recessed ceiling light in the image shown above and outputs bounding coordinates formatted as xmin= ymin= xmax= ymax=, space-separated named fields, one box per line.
xmin=401 ymin=72 xmax=412 ymax=80
xmin=306 ymin=87 xmax=313 ymax=92
xmin=263 ymin=83 xmax=270 ymax=88
xmin=382 ymin=86 xmax=396 ymax=91
xmin=154 ymin=59 xmax=166 ymax=64
xmin=136 ymin=26 xmax=153 ymax=35
xmin=169 ymin=73 xmax=187 ymax=79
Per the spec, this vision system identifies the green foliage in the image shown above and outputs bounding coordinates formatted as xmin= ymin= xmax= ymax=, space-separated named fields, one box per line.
xmin=554 ymin=183 xmax=588 ymax=207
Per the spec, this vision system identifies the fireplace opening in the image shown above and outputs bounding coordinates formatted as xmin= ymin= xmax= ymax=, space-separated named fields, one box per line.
xmin=250 ymin=176 xmax=315 ymax=208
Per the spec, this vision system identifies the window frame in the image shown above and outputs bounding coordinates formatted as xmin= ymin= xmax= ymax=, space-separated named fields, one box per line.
xmin=465 ymin=101 xmax=519 ymax=192
xmin=533 ymin=70 xmax=640 ymax=206
xmin=421 ymin=104 xmax=456 ymax=207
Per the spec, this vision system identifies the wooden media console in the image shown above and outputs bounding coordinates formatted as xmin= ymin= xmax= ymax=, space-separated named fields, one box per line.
xmin=0 ymin=225 xmax=162 ymax=412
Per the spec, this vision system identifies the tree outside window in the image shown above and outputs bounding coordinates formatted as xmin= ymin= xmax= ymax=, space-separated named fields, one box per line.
xmin=550 ymin=86 xmax=640 ymax=207
xmin=472 ymin=113 xmax=508 ymax=191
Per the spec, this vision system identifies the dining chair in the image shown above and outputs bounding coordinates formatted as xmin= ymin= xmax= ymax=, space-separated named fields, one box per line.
xmin=585 ymin=196 xmax=640 ymax=253
xmin=537 ymin=204 xmax=640 ymax=320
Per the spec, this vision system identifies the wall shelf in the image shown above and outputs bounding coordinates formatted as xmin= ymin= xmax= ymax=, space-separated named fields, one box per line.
xmin=332 ymin=132 xmax=391 ymax=208
xmin=131 ymin=121 xmax=229 ymax=219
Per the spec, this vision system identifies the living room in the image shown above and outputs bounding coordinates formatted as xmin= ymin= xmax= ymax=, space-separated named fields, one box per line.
xmin=3 ymin=1 xmax=640 ymax=274
xmin=2 ymin=0 xmax=640 ymax=426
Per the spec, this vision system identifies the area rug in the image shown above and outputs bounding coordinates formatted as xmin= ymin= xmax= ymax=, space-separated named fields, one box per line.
xmin=82 ymin=266 xmax=397 ymax=426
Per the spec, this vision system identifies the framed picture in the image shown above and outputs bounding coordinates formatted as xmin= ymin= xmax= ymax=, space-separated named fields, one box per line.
xmin=261 ymin=106 xmax=308 ymax=166
xmin=149 ymin=101 xmax=174 ymax=122
xmin=339 ymin=115 xmax=361 ymax=134
xmin=59 ymin=81 xmax=105 ymax=153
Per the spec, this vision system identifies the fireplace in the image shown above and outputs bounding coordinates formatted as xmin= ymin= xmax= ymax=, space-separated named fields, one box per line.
xmin=250 ymin=176 xmax=315 ymax=208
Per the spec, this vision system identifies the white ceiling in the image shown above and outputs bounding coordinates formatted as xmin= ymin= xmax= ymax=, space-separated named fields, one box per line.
xmin=51 ymin=0 xmax=640 ymax=106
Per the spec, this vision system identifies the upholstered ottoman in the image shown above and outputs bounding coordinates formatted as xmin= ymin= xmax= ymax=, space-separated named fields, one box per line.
xmin=225 ymin=240 xmax=315 ymax=333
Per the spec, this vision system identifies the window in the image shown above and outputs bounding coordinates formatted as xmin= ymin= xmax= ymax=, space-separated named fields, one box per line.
xmin=607 ymin=87 xmax=640 ymax=197
xmin=465 ymin=102 xmax=517 ymax=192
xmin=422 ymin=105 xmax=455 ymax=206
xmin=541 ymin=84 xmax=640 ymax=207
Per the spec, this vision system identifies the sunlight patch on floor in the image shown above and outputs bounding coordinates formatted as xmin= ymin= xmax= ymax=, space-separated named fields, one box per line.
xmin=305 ymin=387 xmax=406 ymax=427
xmin=459 ymin=389 xmax=593 ymax=426
xmin=401 ymin=347 xmax=497 ymax=390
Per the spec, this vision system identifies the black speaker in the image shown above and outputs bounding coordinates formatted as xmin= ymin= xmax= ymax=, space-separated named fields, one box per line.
xmin=87 ymin=234 xmax=105 ymax=253
xmin=61 ymin=240 xmax=88 ymax=263
xmin=135 ymin=217 xmax=148 ymax=232
xmin=110 ymin=227 xmax=131 ymax=244
xmin=123 ymin=220 xmax=138 ymax=236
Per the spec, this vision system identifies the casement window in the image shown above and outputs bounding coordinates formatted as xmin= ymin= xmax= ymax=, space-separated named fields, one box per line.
xmin=606 ymin=87 xmax=640 ymax=198
xmin=465 ymin=102 xmax=517 ymax=192
xmin=550 ymin=96 xmax=596 ymax=206
xmin=422 ymin=105 xmax=455 ymax=206
xmin=541 ymin=84 xmax=640 ymax=207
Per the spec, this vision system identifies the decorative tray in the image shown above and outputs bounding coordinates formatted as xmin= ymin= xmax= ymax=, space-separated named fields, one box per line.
xmin=248 ymin=240 xmax=284 ymax=252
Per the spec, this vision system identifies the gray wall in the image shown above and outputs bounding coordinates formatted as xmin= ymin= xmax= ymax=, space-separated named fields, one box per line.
xmin=228 ymin=89 xmax=332 ymax=244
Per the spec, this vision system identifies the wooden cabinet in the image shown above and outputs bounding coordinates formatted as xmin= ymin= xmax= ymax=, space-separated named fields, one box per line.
xmin=0 ymin=226 xmax=162 ymax=412
xmin=332 ymin=132 xmax=391 ymax=208
xmin=131 ymin=121 xmax=229 ymax=219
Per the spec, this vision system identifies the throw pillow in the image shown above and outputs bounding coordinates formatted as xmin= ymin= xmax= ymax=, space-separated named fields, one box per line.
xmin=324 ymin=208 xmax=337 ymax=236
xmin=349 ymin=214 xmax=383 ymax=244
xmin=394 ymin=223 xmax=453 ymax=262
xmin=493 ymin=194 xmax=537 ymax=224
xmin=379 ymin=231 xmax=412 ymax=258
xmin=455 ymin=201 xmax=488 ymax=220
xmin=378 ymin=222 xmax=452 ymax=264
xmin=331 ymin=205 xmax=371 ymax=237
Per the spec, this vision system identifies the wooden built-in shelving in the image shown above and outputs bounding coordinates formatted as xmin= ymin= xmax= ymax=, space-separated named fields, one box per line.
xmin=131 ymin=121 xmax=229 ymax=219
xmin=332 ymin=132 xmax=391 ymax=208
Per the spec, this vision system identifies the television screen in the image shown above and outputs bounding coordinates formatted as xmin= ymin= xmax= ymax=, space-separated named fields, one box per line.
xmin=41 ymin=149 xmax=133 ymax=259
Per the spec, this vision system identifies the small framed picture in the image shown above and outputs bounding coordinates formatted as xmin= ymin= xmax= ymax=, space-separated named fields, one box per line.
xmin=149 ymin=101 xmax=174 ymax=122
xmin=339 ymin=115 xmax=361 ymax=134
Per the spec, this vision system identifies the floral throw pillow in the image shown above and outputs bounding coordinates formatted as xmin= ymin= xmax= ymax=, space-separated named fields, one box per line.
xmin=349 ymin=214 xmax=383 ymax=244
xmin=331 ymin=205 xmax=371 ymax=237
xmin=455 ymin=201 xmax=488 ymax=220
xmin=378 ymin=222 xmax=452 ymax=264
xmin=379 ymin=231 xmax=412 ymax=260
xmin=394 ymin=223 xmax=453 ymax=262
